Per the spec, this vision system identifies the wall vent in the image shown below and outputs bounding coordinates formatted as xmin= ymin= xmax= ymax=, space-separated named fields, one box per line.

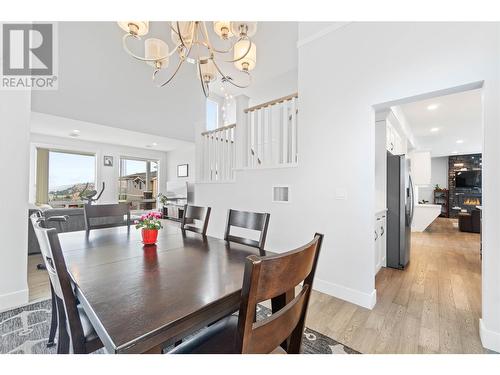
xmin=272 ymin=186 xmax=290 ymax=203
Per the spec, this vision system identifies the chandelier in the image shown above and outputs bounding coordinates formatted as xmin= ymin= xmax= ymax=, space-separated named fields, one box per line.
xmin=118 ymin=21 xmax=257 ymax=97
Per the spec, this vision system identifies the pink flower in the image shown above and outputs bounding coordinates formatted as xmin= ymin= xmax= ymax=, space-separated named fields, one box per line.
xmin=134 ymin=220 xmax=139 ymax=224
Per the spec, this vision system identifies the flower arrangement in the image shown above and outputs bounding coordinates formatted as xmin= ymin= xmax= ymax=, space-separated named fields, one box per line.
xmin=135 ymin=212 xmax=163 ymax=245
xmin=134 ymin=211 xmax=163 ymax=230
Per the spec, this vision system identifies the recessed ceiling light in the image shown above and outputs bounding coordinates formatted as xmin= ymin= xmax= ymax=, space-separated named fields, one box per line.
xmin=430 ymin=127 xmax=439 ymax=132
xmin=152 ymin=142 xmax=158 ymax=146
xmin=427 ymin=104 xmax=439 ymax=111
xmin=69 ymin=130 xmax=80 ymax=137
xmin=456 ymin=139 xmax=464 ymax=144
xmin=452 ymin=151 xmax=459 ymax=154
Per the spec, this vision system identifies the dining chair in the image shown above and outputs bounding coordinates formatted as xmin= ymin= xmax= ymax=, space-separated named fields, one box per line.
xmin=83 ymin=203 xmax=130 ymax=233
xmin=181 ymin=205 xmax=211 ymax=236
xmin=224 ymin=209 xmax=270 ymax=250
xmin=30 ymin=214 xmax=104 ymax=354
xmin=168 ymin=233 xmax=324 ymax=354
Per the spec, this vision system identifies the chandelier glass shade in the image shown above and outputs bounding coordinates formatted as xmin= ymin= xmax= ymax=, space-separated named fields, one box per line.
xmin=118 ymin=21 xmax=258 ymax=97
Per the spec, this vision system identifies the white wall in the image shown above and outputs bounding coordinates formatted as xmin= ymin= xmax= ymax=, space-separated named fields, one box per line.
xmin=419 ymin=156 xmax=449 ymax=203
xmin=165 ymin=146 xmax=196 ymax=183
xmin=29 ymin=133 xmax=169 ymax=204
xmin=0 ymin=90 xmax=31 ymax=311
xmin=247 ymin=69 xmax=298 ymax=107
xmin=195 ymin=23 xmax=500 ymax=352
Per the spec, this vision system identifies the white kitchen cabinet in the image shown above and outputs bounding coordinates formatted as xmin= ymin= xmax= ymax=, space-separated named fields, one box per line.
xmin=386 ymin=119 xmax=405 ymax=155
xmin=374 ymin=212 xmax=387 ymax=274
xmin=410 ymin=151 xmax=431 ymax=185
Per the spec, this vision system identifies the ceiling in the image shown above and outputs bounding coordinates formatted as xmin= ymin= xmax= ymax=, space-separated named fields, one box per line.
xmin=30 ymin=112 xmax=194 ymax=152
xmin=31 ymin=22 xmax=298 ymax=143
xmin=396 ymin=88 xmax=482 ymax=157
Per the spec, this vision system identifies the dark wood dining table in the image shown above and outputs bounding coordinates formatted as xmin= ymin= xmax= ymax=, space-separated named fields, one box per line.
xmin=59 ymin=222 xmax=273 ymax=354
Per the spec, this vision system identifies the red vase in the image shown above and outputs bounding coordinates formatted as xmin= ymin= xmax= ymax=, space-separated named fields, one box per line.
xmin=142 ymin=229 xmax=158 ymax=245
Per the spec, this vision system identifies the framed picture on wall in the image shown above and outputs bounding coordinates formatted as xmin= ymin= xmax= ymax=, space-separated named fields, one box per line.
xmin=177 ymin=164 xmax=189 ymax=177
xmin=103 ymin=155 xmax=113 ymax=167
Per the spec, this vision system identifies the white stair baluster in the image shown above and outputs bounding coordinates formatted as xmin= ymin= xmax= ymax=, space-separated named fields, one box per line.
xmin=291 ymin=97 xmax=297 ymax=164
xmin=282 ymin=101 xmax=288 ymax=165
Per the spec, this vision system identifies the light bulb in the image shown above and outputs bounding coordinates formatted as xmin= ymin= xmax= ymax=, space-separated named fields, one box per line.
xmin=117 ymin=21 xmax=149 ymax=36
xmin=213 ymin=21 xmax=233 ymax=39
xmin=233 ymin=40 xmax=256 ymax=71
xmin=145 ymin=38 xmax=169 ymax=68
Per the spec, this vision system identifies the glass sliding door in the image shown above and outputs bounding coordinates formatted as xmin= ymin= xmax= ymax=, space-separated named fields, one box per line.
xmin=118 ymin=157 xmax=159 ymax=211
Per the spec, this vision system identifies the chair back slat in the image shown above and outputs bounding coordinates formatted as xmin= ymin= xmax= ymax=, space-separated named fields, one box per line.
xmin=181 ymin=205 xmax=211 ymax=236
xmin=244 ymin=286 xmax=308 ymax=354
xmin=84 ymin=203 xmax=130 ymax=232
xmin=224 ymin=209 xmax=270 ymax=250
xmin=226 ymin=235 xmax=260 ymax=249
xmin=255 ymin=240 xmax=318 ymax=302
xmin=236 ymin=233 xmax=323 ymax=354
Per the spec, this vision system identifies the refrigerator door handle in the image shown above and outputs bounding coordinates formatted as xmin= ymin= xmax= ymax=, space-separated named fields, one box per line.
xmin=409 ymin=174 xmax=415 ymax=225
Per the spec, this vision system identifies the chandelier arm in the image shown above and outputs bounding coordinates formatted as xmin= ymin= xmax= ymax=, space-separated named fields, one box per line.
xmin=200 ymin=22 xmax=215 ymax=51
xmin=211 ymin=58 xmax=252 ymax=89
xmin=122 ymin=33 xmax=178 ymax=63
xmin=211 ymin=39 xmax=237 ymax=54
xmin=222 ymin=36 xmax=253 ymax=63
xmin=154 ymin=57 xmax=186 ymax=87
xmin=176 ymin=21 xmax=195 ymax=51
xmin=197 ymin=60 xmax=209 ymax=98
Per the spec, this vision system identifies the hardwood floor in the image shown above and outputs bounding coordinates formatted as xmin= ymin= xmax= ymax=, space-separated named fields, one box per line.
xmin=28 ymin=253 xmax=50 ymax=302
xmin=306 ymin=218 xmax=488 ymax=354
xmin=27 ymin=218 xmax=489 ymax=353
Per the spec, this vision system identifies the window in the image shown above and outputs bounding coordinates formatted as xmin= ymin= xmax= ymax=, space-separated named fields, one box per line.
xmin=206 ymin=98 xmax=219 ymax=131
xmin=37 ymin=149 xmax=96 ymax=206
xmin=119 ymin=158 xmax=159 ymax=210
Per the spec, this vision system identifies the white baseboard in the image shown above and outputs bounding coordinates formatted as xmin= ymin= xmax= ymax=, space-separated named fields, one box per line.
xmin=480 ymin=319 xmax=500 ymax=353
xmin=314 ymin=278 xmax=377 ymax=309
xmin=0 ymin=289 xmax=29 ymax=313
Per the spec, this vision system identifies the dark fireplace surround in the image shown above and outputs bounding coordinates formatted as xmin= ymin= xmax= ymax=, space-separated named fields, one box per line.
xmin=448 ymin=154 xmax=482 ymax=218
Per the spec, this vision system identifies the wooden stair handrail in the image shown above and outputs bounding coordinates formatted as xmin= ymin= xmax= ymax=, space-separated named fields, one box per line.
xmin=244 ymin=92 xmax=298 ymax=113
xmin=201 ymin=123 xmax=236 ymax=136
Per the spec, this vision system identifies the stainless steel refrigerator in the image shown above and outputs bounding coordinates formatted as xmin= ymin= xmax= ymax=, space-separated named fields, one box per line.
xmin=386 ymin=152 xmax=414 ymax=269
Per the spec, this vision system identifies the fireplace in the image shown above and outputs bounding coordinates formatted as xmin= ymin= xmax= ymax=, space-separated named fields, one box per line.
xmin=448 ymin=154 xmax=482 ymax=218
xmin=456 ymin=193 xmax=482 ymax=212
xmin=463 ymin=197 xmax=481 ymax=206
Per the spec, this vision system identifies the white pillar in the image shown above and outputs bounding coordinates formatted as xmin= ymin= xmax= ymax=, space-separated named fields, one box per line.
xmin=0 ymin=89 xmax=31 ymax=310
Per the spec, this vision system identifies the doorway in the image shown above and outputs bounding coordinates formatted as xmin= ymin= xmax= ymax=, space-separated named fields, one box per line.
xmin=372 ymin=82 xmax=486 ymax=353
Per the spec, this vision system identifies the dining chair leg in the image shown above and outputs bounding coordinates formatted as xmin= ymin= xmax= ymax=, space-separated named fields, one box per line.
xmin=56 ymin=297 xmax=70 ymax=354
xmin=47 ymin=284 xmax=57 ymax=347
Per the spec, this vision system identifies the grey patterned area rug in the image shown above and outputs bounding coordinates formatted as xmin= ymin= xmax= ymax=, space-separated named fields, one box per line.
xmin=0 ymin=300 xmax=359 ymax=354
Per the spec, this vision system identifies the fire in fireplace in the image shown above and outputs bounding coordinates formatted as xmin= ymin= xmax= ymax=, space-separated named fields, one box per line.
xmin=463 ymin=198 xmax=481 ymax=206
